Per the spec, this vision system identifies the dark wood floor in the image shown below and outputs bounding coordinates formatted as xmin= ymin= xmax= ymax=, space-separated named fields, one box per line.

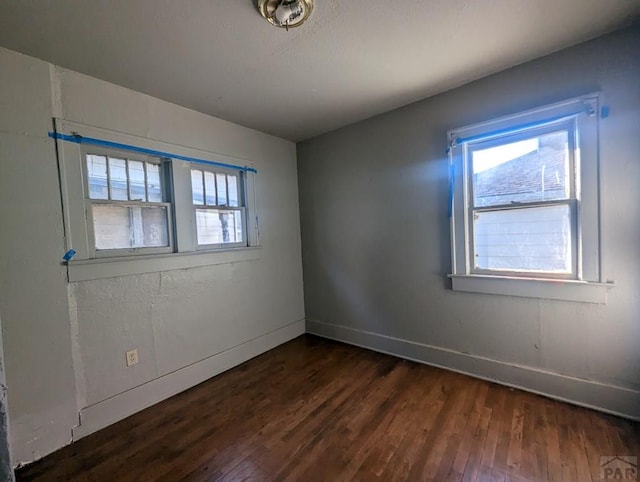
xmin=17 ymin=335 xmax=640 ymax=481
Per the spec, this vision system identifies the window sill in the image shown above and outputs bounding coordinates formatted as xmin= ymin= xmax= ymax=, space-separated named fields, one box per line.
xmin=448 ymin=274 xmax=613 ymax=304
xmin=67 ymin=247 xmax=261 ymax=282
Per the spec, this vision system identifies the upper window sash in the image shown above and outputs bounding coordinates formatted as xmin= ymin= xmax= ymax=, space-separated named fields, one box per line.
xmin=82 ymin=146 xmax=165 ymax=202
xmin=190 ymin=167 xmax=245 ymax=208
xmin=465 ymin=120 xmax=578 ymax=208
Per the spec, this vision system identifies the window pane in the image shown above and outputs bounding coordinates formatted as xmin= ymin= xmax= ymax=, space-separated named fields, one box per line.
xmin=191 ymin=169 xmax=204 ymax=205
xmin=108 ymin=157 xmax=128 ymax=201
xmin=92 ymin=204 xmax=130 ymax=249
xmin=140 ymin=206 xmax=170 ymax=247
xmin=146 ymin=163 xmax=162 ymax=202
xmin=216 ymin=173 xmax=227 ymax=205
xmin=195 ymin=209 xmax=243 ymax=245
xmin=128 ymin=160 xmax=146 ymax=201
xmin=204 ymin=171 xmax=216 ymax=205
xmin=92 ymin=204 xmax=169 ymax=250
xmin=474 ymin=204 xmax=572 ymax=273
xmin=86 ymin=155 xmax=108 ymax=199
xmin=228 ymin=175 xmax=239 ymax=207
xmin=472 ymin=130 xmax=569 ymax=207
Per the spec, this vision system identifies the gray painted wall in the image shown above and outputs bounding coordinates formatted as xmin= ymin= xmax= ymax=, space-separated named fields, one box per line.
xmin=0 ymin=313 xmax=14 ymax=481
xmin=298 ymin=27 xmax=640 ymax=417
xmin=0 ymin=47 xmax=305 ymax=466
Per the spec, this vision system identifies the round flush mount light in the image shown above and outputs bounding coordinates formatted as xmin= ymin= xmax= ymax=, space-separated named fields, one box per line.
xmin=257 ymin=0 xmax=314 ymax=30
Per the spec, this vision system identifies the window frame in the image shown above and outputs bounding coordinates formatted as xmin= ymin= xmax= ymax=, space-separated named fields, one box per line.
xmin=190 ymin=165 xmax=248 ymax=250
xmin=447 ymin=93 xmax=611 ymax=303
xmin=54 ymin=119 xmax=260 ymax=282
xmin=81 ymin=146 xmax=174 ymax=258
xmin=465 ymin=120 xmax=579 ymax=280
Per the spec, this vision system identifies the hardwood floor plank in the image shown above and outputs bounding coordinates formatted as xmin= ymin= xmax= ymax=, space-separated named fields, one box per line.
xmin=451 ymin=381 xmax=489 ymax=477
xmin=480 ymin=388 xmax=505 ymax=469
xmin=460 ymin=405 xmax=492 ymax=482
xmin=517 ymin=399 xmax=535 ymax=479
xmin=15 ymin=335 xmax=640 ymax=482
xmin=543 ymin=401 xmax=564 ymax=482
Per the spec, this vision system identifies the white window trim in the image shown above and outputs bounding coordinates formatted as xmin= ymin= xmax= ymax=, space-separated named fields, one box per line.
xmin=447 ymin=94 xmax=613 ymax=303
xmin=190 ymin=165 xmax=247 ymax=250
xmin=82 ymin=146 xmax=175 ymax=257
xmin=55 ymin=119 xmax=260 ymax=282
xmin=66 ymin=247 xmax=261 ymax=282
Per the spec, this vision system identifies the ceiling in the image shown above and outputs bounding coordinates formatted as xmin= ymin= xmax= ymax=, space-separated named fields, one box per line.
xmin=0 ymin=1 xmax=638 ymax=142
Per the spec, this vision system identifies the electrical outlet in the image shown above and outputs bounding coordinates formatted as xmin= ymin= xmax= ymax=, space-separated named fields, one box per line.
xmin=126 ymin=349 xmax=139 ymax=367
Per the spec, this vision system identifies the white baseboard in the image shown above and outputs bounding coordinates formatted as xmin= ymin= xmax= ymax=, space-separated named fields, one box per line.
xmin=73 ymin=319 xmax=305 ymax=440
xmin=306 ymin=319 xmax=640 ymax=421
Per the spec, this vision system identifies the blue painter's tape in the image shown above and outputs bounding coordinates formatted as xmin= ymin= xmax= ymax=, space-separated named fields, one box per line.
xmin=448 ymin=164 xmax=455 ymax=218
xmin=601 ymin=106 xmax=610 ymax=119
xmin=48 ymin=132 xmax=258 ymax=173
xmin=62 ymin=249 xmax=76 ymax=261
xmin=450 ymin=109 xmax=588 ymax=149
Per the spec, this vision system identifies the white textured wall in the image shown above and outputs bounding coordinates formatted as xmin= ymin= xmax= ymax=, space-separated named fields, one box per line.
xmin=298 ymin=27 xmax=640 ymax=417
xmin=0 ymin=48 xmax=304 ymax=465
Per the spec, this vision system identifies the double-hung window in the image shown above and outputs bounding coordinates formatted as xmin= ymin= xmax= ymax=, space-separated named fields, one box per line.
xmin=448 ymin=94 xmax=610 ymax=302
xmin=54 ymin=119 xmax=259 ymax=282
xmin=190 ymin=167 xmax=245 ymax=248
xmin=467 ymin=124 xmax=576 ymax=277
xmin=84 ymin=150 xmax=172 ymax=256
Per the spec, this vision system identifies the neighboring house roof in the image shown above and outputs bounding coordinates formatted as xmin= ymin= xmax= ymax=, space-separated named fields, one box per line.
xmin=474 ymin=133 xmax=568 ymax=206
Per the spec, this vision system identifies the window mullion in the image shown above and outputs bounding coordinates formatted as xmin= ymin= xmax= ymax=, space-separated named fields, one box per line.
xmin=214 ymin=171 xmax=219 ymax=206
xmin=143 ymin=161 xmax=149 ymax=202
xmin=106 ymin=156 xmax=112 ymax=201
xmin=125 ymin=158 xmax=131 ymax=201
xmin=225 ymin=174 xmax=229 ymax=207
xmin=171 ymin=160 xmax=197 ymax=252
xmin=202 ymin=169 xmax=208 ymax=205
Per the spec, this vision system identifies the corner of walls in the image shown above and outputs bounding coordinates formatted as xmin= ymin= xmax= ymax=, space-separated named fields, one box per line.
xmin=297 ymin=27 xmax=640 ymax=421
xmin=0 ymin=47 xmax=78 ymax=466
xmin=3 ymin=47 xmax=306 ymax=468
xmin=306 ymin=319 xmax=640 ymax=421
xmin=48 ymin=63 xmax=63 ymax=119
xmin=73 ymin=319 xmax=304 ymax=440
xmin=0 ymin=312 xmax=15 ymax=481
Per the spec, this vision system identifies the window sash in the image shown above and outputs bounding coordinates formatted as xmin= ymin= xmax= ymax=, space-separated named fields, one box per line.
xmin=86 ymin=199 xmax=174 ymax=257
xmin=194 ymin=206 xmax=246 ymax=249
xmin=83 ymin=149 xmax=164 ymax=202
xmin=468 ymin=199 xmax=578 ymax=278
xmin=466 ymin=121 xmax=578 ymax=208
xmin=190 ymin=165 xmax=247 ymax=250
xmin=82 ymin=147 xmax=171 ymax=257
xmin=190 ymin=167 xmax=244 ymax=208
xmin=462 ymin=120 xmax=580 ymax=279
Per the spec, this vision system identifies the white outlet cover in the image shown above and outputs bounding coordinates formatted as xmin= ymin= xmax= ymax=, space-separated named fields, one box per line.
xmin=126 ymin=349 xmax=139 ymax=367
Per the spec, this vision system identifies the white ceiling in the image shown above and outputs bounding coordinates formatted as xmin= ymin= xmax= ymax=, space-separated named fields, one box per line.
xmin=0 ymin=1 xmax=638 ymax=141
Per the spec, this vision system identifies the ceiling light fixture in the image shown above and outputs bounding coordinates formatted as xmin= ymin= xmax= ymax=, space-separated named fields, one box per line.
xmin=257 ymin=0 xmax=314 ymax=31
